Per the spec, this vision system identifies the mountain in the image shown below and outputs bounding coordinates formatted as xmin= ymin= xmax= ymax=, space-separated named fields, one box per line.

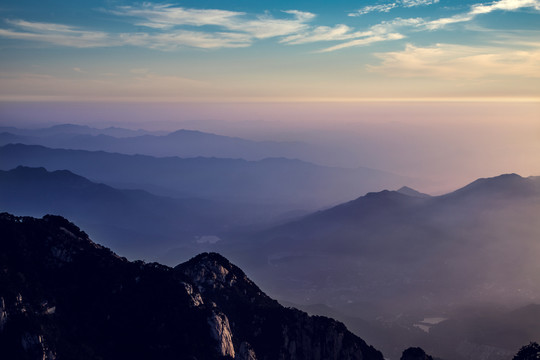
xmin=0 ymin=166 xmax=291 ymax=261
xmin=0 ymin=125 xmax=330 ymax=163
xmin=0 ymin=124 xmax=167 ymax=137
xmin=0 ymin=212 xmax=384 ymax=360
xmin=224 ymin=174 xmax=540 ymax=359
xmin=396 ymin=186 xmax=431 ymax=198
xmin=0 ymin=143 xmax=407 ymax=208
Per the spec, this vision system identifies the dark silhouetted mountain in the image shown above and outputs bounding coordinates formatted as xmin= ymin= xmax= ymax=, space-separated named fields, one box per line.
xmin=513 ymin=342 xmax=540 ymax=360
xmin=0 ymin=212 xmax=384 ymax=360
xmin=0 ymin=143 xmax=407 ymax=208
xmin=400 ymin=347 xmax=434 ymax=360
xmin=0 ymin=166 xmax=290 ymax=260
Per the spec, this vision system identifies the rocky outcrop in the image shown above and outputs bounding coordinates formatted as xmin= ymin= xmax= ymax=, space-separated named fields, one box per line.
xmin=177 ymin=253 xmax=384 ymax=360
xmin=208 ymin=310 xmax=235 ymax=357
xmin=0 ymin=213 xmax=384 ymax=360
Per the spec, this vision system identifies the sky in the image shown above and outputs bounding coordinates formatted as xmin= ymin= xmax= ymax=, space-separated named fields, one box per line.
xmin=0 ymin=0 xmax=539 ymax=190
xmin=0 ymin=0 xmax=539 ymax=101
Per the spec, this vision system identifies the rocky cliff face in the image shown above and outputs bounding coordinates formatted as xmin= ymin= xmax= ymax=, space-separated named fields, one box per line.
xmin=0 ymin=213 xmax=383 ymax=360
xmin=177 ymin=252 xmax=383 ymax=360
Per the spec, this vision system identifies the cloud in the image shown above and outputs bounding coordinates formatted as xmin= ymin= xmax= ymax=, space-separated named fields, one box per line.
xmin=0 ymin=20 xmax=112 ymax=47
xmin=280 ymin=17 xmax=424 ymax=49
xmin=402 ymin=0 xmax=439 ymax=7
xmin=319 ymin=33 xmax=405 ymax=52
xmin=1 ymin=0 xmax=538 ymax=52
xmin=110 ymin=4 xmax=315 ymax=39
xmin=118 ymin=31 xmax=252 ymax=50
xmin=0 ymin=19 xmax=252 ymax=50
xmin=280 ymin=24 xmax=366 ymax=45
xmin=110 ymin=3 xmax=242 ymax=29
xmin=346 ymin=0 xmax=540 ymax=46
xmin=422 ymin=0 xmax=540 ymax=30
xmin=303 ymin=18 xmax=425 ymax=52
xmin=368 ymin=43 xmax=540 ymax=79
xmin=0 ymin=5 xmax=314 ymax=50
xmin=350 ymin=4 xmax=398 ymax=16
xmin=349 ymin=0 xmax=439 ymax=16
xmin=471 ymin=0 xmax=540 ymax=13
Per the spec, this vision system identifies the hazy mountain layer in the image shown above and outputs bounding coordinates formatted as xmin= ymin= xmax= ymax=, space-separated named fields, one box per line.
xmin=0 ymin=124 xmax=327 ymax=163
xmin=225 ymin=174 xmax=540 ymax=359
xmin=0 ymin=212 xmax=384 ymax=360
xmin=225 ymin=173 xmax=540 ymax=311
xmin=0 ymin=124 xmax=167 ymax=138
xmin=0 ymin=166 xmax=293 ymax=260
xmin=0 ymin=143 xmax=407 ymax=208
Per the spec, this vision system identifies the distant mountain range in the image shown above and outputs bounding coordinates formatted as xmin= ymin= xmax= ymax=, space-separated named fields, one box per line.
xmin=0 ymin=212 xmax=384 ymax=360
xmin=218 ymin=173 xmax=540 ymax=360
xmin=0 ymin=124 xmax=331 ymax=163
xmin=0 ymin=123 xmax=167 ymax=138
xmin=0 ymin=166 xmax=293 ymax=260
xmin=235 ymin=173 xmax=540 ymax=310
xmin=0 ymin=143 xmax=407 ymax=208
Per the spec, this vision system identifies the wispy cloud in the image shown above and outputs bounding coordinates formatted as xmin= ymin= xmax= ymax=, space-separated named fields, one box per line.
xmin=0 ymin=6 xmax=314 ymax=50
xmin=0 ymin=20 xmax=112 ymax=47
xmin=0 ymin=19 xmax=253 ymax=49
xmin=344 ymin=0 xmax=540 ymax=51
xmin=422 ymin=0 xmax=540 ymax=30
xmin=351 ymin=4 xmax=398 ymax=16
xmin=280 ymin=25 xmax=367 ymax=45
xmin=320 ymin=33 xmax=405 ymax=52
xmin=118 ymin=31 xmax=252 ymax=50
xmin=109 ymin=4 xmax=242 ymax=29
xmin=280 ymin=17 xmax=426 ymax=50
xmin=402 ymin=0 xmax=439 ymax=7
xmin=350 ymin=0 xmax=439 ymax=16
xmin=110 ymin=4 xmax=315 ymax=39
xmin=369 ymin=43 xmax=540 ymax=78
xmin=0 ymin=0 xmax=538 ymax=52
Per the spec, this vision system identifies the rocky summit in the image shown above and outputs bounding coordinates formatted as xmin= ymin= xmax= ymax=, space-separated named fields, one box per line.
xmin=0 ymin=212 xmax=383 ymax=360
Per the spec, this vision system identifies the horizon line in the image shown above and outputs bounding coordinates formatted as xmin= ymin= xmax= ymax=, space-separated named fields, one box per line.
xmin=1 ymin=96 xmax=540 ymax=104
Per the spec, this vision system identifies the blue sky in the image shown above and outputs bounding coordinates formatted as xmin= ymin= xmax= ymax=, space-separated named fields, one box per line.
xmin=0 ymin=0 xmax=539 ymax=101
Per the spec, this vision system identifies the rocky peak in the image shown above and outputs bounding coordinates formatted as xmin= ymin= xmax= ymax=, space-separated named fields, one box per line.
xmin=176 ymin=253 xmax=276 ymax=307
xmin=1 ymin=213 xmax=385 ymax=360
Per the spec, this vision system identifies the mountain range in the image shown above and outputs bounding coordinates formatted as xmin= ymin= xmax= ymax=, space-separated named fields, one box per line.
xmin=0 ymin=212 xmax=384 ymax=360
xmin=0 ymin=166 xmax=293 ymax=260
xmin=220 ymin=173 xmax=540 ymax=360
xmin=0 ymin=124 xmax=168 ymax=138
xmin=234 ymin=173 xmax=540 ymax=311
xmin=0 ymin=143 xmax=407 ymax=208
xmin=0 ymin=124 xmax=330 ymax=163
xmin=1 ymin=132 xmax=539 ymax=360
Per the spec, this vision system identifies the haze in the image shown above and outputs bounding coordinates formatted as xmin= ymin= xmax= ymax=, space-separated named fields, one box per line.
xmin=2 ymin=100 xmax=539 ymax=194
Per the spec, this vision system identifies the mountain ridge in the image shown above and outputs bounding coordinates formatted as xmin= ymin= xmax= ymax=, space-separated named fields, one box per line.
xmin=0 ymin=143 xmax=407 ymax=208
xmin=0 ymin=165 xmax=298 ymax=261
xmin=0 ymin=212 xmax=384 ymax=360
